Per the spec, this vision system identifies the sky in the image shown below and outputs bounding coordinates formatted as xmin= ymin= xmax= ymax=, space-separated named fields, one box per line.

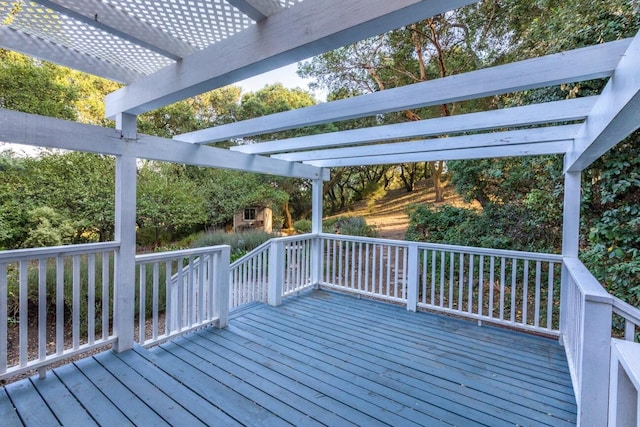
xmin=236 ymin=62 xmax=326 ymax=101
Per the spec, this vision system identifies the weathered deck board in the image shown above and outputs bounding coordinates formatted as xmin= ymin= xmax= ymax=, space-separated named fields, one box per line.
xmin=0 ymin=289 xmax=577 ymax=426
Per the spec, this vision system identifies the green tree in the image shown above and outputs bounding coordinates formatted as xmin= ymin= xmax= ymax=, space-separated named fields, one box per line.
xmin=136 ymin=162 xmax=208 ymax=247
xmin=0 ymin=50 xmax=78 ymax=119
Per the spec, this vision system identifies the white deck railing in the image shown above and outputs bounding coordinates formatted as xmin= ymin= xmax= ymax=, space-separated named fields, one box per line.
xmin=319 ymin=234 xmax=562 ymax=336
xmin=229 ymin=234 xmax=315 ymax=308
xmin=0 ymin=242 xmax=119 ymax=381
xmin=229 ymin=240 xmax=271 ymax=308
xmin=135 ymin=246 xmax=230 ymax=347
xmin=2 ymin=234 xmax=639 ymax=426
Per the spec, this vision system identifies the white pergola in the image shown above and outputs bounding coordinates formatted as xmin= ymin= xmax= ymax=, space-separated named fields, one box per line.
xmin=1 ymin=2 xmax=640 ymax=424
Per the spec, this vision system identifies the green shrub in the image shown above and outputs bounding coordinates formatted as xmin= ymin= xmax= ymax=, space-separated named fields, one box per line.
xmin=293 ymin=219 xmax=312 ymax=233
xmin=191 ymin=230 xmax=277 ymax=261
xmin=323 ymin=216 xmax=377 ymax=237
xmin=405 ymin=204 xmax=478 ymax=245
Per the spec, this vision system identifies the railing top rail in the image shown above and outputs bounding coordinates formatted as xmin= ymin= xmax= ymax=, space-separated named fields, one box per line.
xmin=271 ymin=233 xmax=316 ymax=243
xmin=136 ymin=245 xmax=229 ymax=263
xmin=0 ymin=241 xmax=120 ymax=262
xmin=613 ymin=297 xmax=640 ymax=325
xmin=229 ymin=240 xmax=271 ymax=269
xmin=229 ymin=233 xmax=315 ymax=269
xmin=563 ymin=257 xmax=612 ymax=303
xmin=319 ymin=233 xmax=562 ymax=262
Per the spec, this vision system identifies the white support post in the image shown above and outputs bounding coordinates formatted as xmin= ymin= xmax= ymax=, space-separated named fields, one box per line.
xmin=560 ymin=170 xmax=582 ymax=346
xmin=215 ymin=247 xmax=231 ymax=328
xmin=406 ymin=243 xmax=419 ymax=312
xmin=578 ymin=296 xmax=613 ymax=426
xmin=113 ymin=113 xmax=137 ymax=352
xmin=609 ymin=339 xmax=640 ymax=426
xmin=311 ymin=177 xmax=324 ymax=289
xmin=268 ymin=240 xmax=284 ymax=306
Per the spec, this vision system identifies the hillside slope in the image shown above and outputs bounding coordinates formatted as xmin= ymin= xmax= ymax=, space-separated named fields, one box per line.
xmin=342 ymin=181 xmax=480 ymax=240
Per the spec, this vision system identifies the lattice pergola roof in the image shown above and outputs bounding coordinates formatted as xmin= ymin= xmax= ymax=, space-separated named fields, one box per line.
xmin=0 ymin=0 xmax=639 ymax=180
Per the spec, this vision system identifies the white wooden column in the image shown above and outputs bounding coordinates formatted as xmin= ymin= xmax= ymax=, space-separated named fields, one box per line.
xmin=113 ymin=113 xmax=137 ymax=352
xmin=311 ymin=176 xmax=324 ymax=288
xmin=559 ymin=170 xmax=581 ymax=344
xmin=561 ymin=170 xmax=612 ymax=426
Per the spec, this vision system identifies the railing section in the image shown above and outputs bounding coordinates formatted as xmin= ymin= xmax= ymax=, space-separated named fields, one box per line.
xmin=319 ymin=234 xmax=562 ymax=336
xmin=0 ymin=242 xmax=119 ymax=380
xmin=135 ymin=245 xmax=230 ymax=347
xmin=561 ymin=257 xmax=615 ymax=426
xmin=416 ymin=243 xmax=562 ymax=335
xmin=608 ymin=284 xmax=640 ymax=425
xmin=321 ymin=234 xmax=410 ymax=304
xmin=230 ymin=235 xmax=314 ymax=308
xmin=229 ymin=240 xmax=270 ymax=309
xmin=613 ymin=297 xmax=640 ymax=343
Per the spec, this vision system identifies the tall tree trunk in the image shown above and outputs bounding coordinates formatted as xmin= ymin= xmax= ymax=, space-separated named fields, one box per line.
xmin=282 ymin=202 xmax=293 ymax=230
xmin=433 ymin=160 xmax=445 ymax=202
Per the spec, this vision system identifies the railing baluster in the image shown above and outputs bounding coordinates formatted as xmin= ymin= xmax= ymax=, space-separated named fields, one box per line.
xmin=458 ymin=253 xmax=464 ymax=311
xmin=510 ymin=258 xmax=517 ymax=323
xmin=56 ymin=256 xmax=64 ymax=354
xmin=547 ymin=262 xmax=554 ymax=330
xmin=522 ymin=259 xmax=529 ymax=325
xmin=152 ymin=262 xmax=159 ymax=340
xmin=19 ymin=260 xmax=27 ymax=367
xmin=38 ymin=258 xmax=47 ymax=362
xmin=433 ymin=251 xmax=438 ymax=307
xmin=199 ymin=256 xmax=205 ymax=323
xmin=332 ymin=239 xmax=337 ymax=286
xmin=364 ymin=243 xmax=370 ymax=293
xmin=72 ymin=255 xmax=80 ymax=350
xmin=188 ymin=256 xmax=195 ymax=325
xmin=422 ymin=249 xmax=428 ymax=305
xmin=177 ymin=260 xmax=183 ymax=330
xmin=467 ymin=254 xmax=474 ymax=314
xmin=357 ymin=242 xmax=363 ymax=293
xmin=165 ymin=260 xmax=173 ymax=334
xmin=378 ymin=244 xmax=384 ymax=296
xmin=499 ymin=257 xmax=506 ymax=321
xmin=102 ymin=252 xmax=110 ymax=341
xmin=88 ymin=253 xmax=96 ymax=346
xmin=534 ymin=261 xmax=541 ymax=328
xmin=488 ymin=256 xmax=495 ymax=319
xmin=350 ymin=241 xmax=356 ymax=290
xmin=139 ymin=263 xmax=146 ymax=344
xmin=399 ymin=247 xmax=405 ymax=300
xmin=478 ymin=255 xmax=484 ymax=317
xmin=0 ymin=262 xmax=7 ymax=374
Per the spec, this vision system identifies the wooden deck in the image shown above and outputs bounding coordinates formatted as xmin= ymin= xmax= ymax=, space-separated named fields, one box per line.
xmin=0 ymin=290 xmax=576 ymax=426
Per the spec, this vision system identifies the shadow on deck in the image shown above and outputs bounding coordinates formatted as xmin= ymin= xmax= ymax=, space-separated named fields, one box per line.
xmin=0 ymin=290 xmax=576 ymax=426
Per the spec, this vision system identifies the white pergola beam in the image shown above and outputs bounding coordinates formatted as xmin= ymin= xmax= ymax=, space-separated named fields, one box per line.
xmin=278 ymin=125 xmax=580 ymax=162
xmin=0 ymin=27 xmax=144 ymax=84
xmin=31 ymin=0 xmax=195 ymax=60
xmin=565 ymin=32 xmax=640 ymax=172
xmin=0 ymin=109 xmax=327 ymax=180
xmin=178 ymin=39 xmax=630 ymax=144
xmin=105 ymin=0 xmax=478 ymax=117
xmin=226 ymin=0 xmax=283 ymax=21
xmin=308 ymin=141 xmax=572 ymax=168
xmin=232 ymin=97 xmax=596 ymax=155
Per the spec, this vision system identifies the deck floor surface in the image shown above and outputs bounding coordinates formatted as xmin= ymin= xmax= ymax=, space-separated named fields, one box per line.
xmin=0 ymin=290 xmax=576 ymax=426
